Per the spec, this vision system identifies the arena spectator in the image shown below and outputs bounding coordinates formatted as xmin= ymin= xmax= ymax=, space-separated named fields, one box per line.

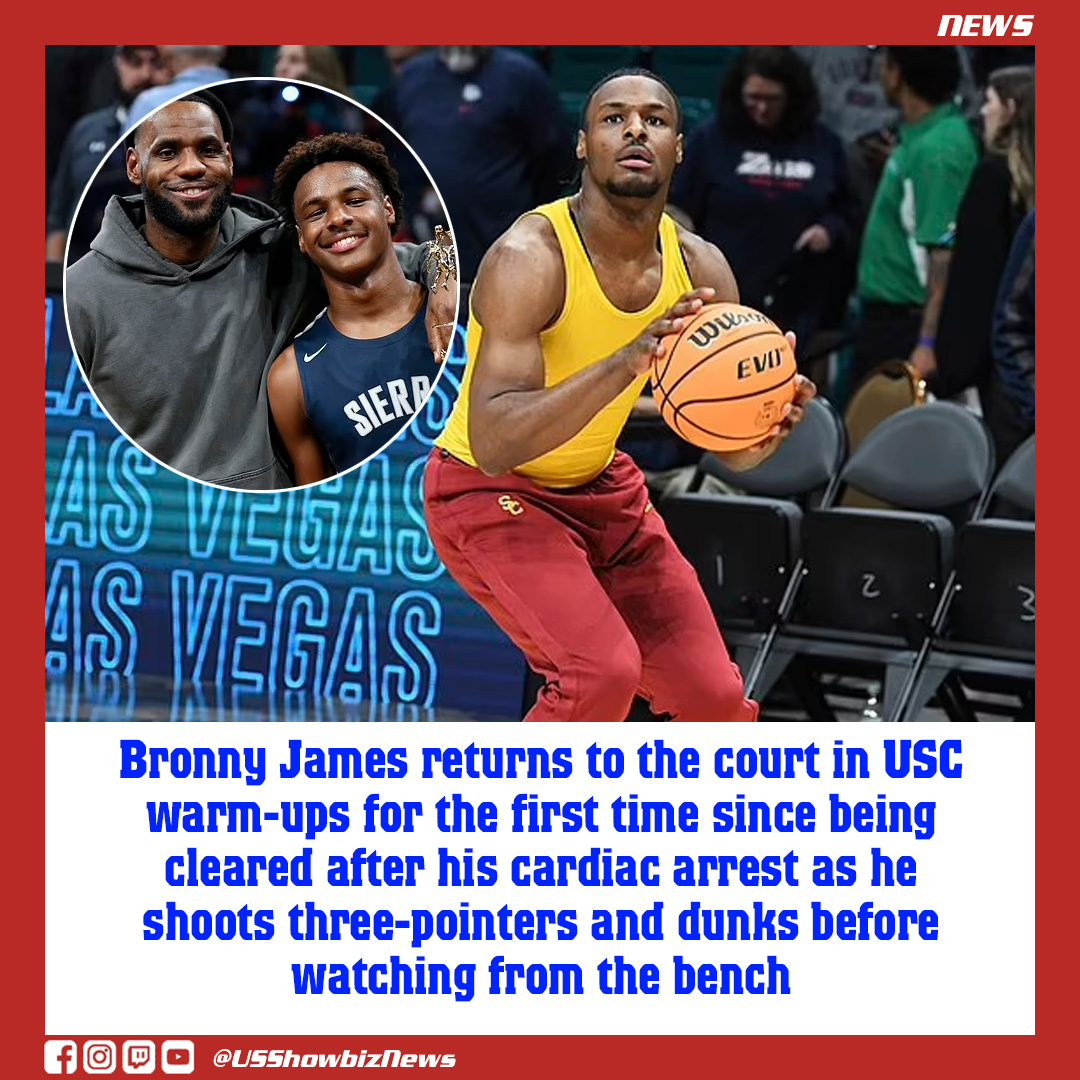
xmin=272 ymin=45 xmax=348 ymax=94
xmin=382 ymin=46 xmax=428 ymax=79
xmin=46 ymin=46 xmax=169 ymax=263
xmin=794 ymin=45 xmax=979 ymax=218
xmin=933 ymin=67 xmax=1034 ymax=411
xmin=670 ymin=46 xmax=859 ymax=357
xmin=850 ymin=46 xmax=979 ymax=388
xmin=793 ymin=45 xmax=900 ymax=147
xmin=128 ymin=46 xmax=231 ymax=126
xmin=45 ymin=47 xmax=115 ymax=215
xmin=386 ymin=46 xmax=576 ymax=313
xmin=989 ymin=208 xmax=1034 ymax=465
xmin=370 ymin=47 xmax=431 ymax=119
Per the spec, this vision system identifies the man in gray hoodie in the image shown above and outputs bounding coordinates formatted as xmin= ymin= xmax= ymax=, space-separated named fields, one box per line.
xmin=65 ymin=89 xmax=454 ymax=489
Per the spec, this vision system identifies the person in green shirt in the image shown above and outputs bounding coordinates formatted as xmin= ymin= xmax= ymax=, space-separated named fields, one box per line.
xmin=852 ymin=46 xmax=979 ymax=388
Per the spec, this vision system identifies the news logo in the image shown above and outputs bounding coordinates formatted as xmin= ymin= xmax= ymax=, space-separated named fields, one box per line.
xmin=44 ymin=1040 xmax=77 ymax=1074
xmin=84 ymin=1040 xmax=117 ymax=1073
xmin=161 ymin=1040 xmax=196 ymax=1074
xmin=122 ymin=1040 xmax=156 ymax=1075
xmin=937 ymin=14 xmax=1034 ymax=36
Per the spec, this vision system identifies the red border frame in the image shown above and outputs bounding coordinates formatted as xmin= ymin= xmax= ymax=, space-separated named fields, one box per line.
xmin=27 ymin=8 xmax=1061 ymax=1077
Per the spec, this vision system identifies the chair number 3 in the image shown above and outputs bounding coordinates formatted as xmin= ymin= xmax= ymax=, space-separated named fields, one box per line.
xmin=1017 ymin=584 xmax=1035 ymax=623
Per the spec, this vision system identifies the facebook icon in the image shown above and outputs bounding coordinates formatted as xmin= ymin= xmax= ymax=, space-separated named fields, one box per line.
xmin=44 ymin=1040 xmax=77 ymax=1074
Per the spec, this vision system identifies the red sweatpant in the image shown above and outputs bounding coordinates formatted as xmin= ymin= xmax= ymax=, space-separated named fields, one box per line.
xmin=423 ymin=448 xmax=758 ymax=723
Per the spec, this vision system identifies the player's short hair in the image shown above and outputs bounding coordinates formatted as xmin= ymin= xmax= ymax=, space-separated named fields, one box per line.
xmin=272 ymin=132 xmax=404 ymax=227
xmin=884 ymin=46 xmax=962 ymax=105
xmin=125 ymin=89 xmax=233 ymax=152
xmin=581 ymin=67 xmax=683 ymax=133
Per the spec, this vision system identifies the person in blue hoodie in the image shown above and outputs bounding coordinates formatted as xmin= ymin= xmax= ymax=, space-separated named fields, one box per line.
xmin=65 ymin=90 xmax=455 ymax=489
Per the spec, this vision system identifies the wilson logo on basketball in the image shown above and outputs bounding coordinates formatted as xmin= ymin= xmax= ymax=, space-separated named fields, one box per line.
xmin=651 ymin=301 xmax=797 ymax=453
xmin=687 ymin=309 xmax=772 ymax=349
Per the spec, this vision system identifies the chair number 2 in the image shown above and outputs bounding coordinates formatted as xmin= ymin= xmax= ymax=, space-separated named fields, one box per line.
xmin=861 ymin=573 xmax=881 ymax=599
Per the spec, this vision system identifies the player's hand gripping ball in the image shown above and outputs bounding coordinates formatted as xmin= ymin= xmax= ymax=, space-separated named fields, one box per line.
xmin=652 ymin=302 xmax=798 ymax=451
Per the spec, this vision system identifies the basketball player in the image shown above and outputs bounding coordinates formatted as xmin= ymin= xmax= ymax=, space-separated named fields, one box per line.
xmin=267 ymin=135 xmax=435 ymax=483
xmin=424 ymin=69 xmax=815 ymax=722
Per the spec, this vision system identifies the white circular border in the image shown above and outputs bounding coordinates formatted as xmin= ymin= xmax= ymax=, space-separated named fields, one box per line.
xmin=61 ymin=73 xmax=460 ymax=494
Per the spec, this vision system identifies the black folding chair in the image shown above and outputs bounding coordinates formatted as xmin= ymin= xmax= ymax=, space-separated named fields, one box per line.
xmin=752 ymin=401 xmax=996 ymax=721
xmin=894 ymin=435 xmax=1034 ymax=722
xmin=659 ymin=397 xmax=847 ymax=685
xmin=986 ymin=433 xmax=1035 ymax=520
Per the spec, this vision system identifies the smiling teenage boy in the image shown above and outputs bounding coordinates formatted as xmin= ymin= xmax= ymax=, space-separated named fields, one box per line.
xmin=267 ymin=133 xmax=440 ymax=484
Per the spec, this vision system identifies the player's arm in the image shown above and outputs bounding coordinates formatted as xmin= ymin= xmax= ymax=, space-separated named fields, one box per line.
xmin=266 ymin=347 xmax=334 ymax=487
xmin=678 ymin=227 xmax=741 ymax=305
xmin=678 ymin=226 xmax=817 ymax=472
xmin=468 ymin=216 xmax=712 ymax=477
xmin=394 ymin=236 xmax=458 ymax=363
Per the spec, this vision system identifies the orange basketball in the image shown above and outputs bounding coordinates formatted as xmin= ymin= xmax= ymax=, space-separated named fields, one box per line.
xmin=652 ymin=302 xmax=797 ymax=451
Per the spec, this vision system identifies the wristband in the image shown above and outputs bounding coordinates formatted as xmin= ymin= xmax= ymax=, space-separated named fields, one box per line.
xmin=917 ymin=336 xmax=936 ymax=348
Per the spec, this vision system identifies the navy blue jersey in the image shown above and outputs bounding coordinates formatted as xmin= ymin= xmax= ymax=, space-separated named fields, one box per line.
xmin=293 ymin=299 xmax=433 ymax=473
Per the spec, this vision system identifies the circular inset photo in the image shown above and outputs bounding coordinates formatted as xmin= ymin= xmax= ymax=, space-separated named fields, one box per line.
xmin=63 ymin=77 xmax=458 ymax=491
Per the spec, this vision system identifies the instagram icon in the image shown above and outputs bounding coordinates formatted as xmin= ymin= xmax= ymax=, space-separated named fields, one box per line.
xmin=122 ymin=1041 xmax=156 ymax=1074
xmin=84 ymin=1040 xmax=116 ymax=1073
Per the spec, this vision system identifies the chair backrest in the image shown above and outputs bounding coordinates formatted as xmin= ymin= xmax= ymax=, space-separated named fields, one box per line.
xmin=660 ymin=495 xmax=802 ymax=631
xmin=948 ymin=519 xmax=1035 ymax=653
xmin=696 ymin=396 xmax=846 ymax=503
xmin=795 ymin=507 xmax=954 ymax=645
xmin=988 ymin=434 xmax=1035 ymax=519
xmin=843 ymin=360 xmax=927 ymax=455
xmin=839 ymin=401 xmax=994 ymax=521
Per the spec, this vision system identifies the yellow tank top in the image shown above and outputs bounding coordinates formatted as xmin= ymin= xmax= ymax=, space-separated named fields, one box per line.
xmin=435 ymin=197 xmax=693 ymax=488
